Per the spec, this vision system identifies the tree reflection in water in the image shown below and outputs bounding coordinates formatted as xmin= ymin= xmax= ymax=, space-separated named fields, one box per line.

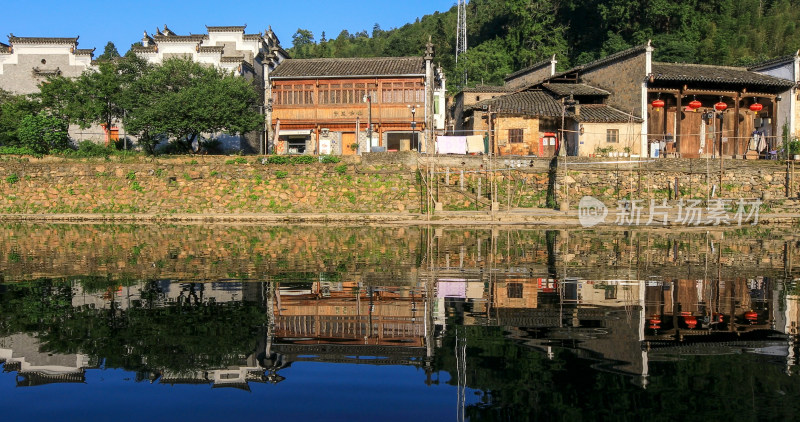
xmin=0 ymin=224 xmax=798 ymax=419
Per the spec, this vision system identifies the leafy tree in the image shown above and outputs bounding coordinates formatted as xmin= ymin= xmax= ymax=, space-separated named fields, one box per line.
xmin=97 ymin=41 xmax=120 ymax=61
xmin=16 ymin=112 xmax=71 ymax=154
xmin=124 ymin=58 xmax=262 ymax=154
xmin=0 ymin=90 xmax=41 ymax=146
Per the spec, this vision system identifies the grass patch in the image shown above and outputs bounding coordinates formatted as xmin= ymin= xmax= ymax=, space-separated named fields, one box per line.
xmin=5 ymin=173 xmax=19 ymax=185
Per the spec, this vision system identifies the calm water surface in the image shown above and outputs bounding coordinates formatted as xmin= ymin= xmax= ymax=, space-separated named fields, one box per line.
xmin=1 ymin=224 xmax=799 ymax=421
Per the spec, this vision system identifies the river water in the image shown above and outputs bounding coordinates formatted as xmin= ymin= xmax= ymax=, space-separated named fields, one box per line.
xmin=0 ymin=224 xmax=798 ymax=421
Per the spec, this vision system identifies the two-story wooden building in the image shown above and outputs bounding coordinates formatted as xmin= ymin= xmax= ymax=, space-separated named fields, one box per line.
xmin=269 ymin=46 xmax=446 ymax=155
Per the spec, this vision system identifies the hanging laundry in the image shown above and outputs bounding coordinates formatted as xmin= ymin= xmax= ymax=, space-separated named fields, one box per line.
xmin=466 ymin=135 xmax=485 ymax=154
xmin=437 ymin=136 xmax=468 ymax=154
xmin=756 ymin=132 xmax=767 ymax=153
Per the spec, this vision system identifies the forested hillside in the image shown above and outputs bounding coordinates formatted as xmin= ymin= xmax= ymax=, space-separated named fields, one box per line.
xmin=288 ymin=0 xmax=800 ymax=92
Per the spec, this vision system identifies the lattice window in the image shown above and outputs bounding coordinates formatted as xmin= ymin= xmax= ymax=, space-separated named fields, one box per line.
xmin=508 ymin=129 xmax=524 ymax=143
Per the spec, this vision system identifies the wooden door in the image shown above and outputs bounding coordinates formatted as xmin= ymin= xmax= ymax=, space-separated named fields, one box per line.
xmin=679 ymin=110 xmax=702 ymax=158
xmin=342 ymin=132 xmax=357 ymax=155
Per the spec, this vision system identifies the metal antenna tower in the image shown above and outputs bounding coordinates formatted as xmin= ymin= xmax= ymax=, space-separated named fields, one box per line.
xmin=455 ymin=0 xmax=468 ymax=85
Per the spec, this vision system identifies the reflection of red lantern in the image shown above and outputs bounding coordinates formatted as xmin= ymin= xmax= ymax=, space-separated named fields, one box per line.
xmin=712 ymin=313 xmax=724 ymax=323
xmin=684 ymin=315 xmax=698 ymax=329
xmin=652 ymin=99 xmax=665 ymax=109
xmin=714 ymin=102 xmax=728 ymax=111
xmin=749 ymin=103 xmax=763 ymax=112
xmin=688 ymin=100 xmax=702 ymax=110
xmin=745 ymin=311 xmax=758 ymax=321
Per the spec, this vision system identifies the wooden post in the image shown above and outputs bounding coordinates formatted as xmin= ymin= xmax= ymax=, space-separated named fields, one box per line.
xmin=460 ymin=170 xmax=464 ymax=191
xmin=676 ymin=91 xmax=683 ymax=154
xmin=733 ymin=93 xmax=741 ymax=157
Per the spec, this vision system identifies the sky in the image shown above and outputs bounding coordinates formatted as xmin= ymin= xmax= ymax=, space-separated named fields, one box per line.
xmin=4 ymin=0 xmax=457 ymax=54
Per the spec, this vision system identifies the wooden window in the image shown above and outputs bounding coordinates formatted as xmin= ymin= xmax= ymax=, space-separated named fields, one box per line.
xmin=381 ymin=81 xmax=424 ymax=104
xmin=508 ymin=129 xmax=524 ymax=143
xmin=507 ymin=283 xmax=523 ymax=299
xmin=273 ymin=83 xmax=314 ymax=105
xmin=607 ymin=129 xmax=619 ymax=143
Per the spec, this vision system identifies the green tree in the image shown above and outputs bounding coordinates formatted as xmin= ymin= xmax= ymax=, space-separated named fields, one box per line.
xmin=16 ymin=112 xmax=71 ymax=154
xmin=0 ymin=90 xmax=41 ymax=146
xmin=124 ymin=58 xmax=262 ymax=154
xmin=97 ymin=41 xmax=120 ymax=61
xmin=291 ymin=29 xmax=315 ymax=58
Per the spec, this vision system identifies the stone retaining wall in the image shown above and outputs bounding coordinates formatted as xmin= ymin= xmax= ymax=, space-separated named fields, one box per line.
xmin=0 ymin=155 xmax=798 ymax=214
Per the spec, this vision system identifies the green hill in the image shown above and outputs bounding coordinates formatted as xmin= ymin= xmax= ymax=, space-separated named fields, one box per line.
xmin=288 ymin=0 xmax=800 ymax=92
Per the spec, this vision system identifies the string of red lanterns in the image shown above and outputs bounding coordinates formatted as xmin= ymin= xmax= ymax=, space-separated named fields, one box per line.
xmin=652 ymin=98 xmax=762 ymax=113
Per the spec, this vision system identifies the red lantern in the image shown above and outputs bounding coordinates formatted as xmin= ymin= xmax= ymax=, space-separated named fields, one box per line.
xmin=714 ymin=102 xmax=728 ymax=111
xmin=749 ymin=103 xmax=763 ymax=112
xmin=688 ymin=100 xmax=702 ymax=110
xmin=649 ymin=324 xmax=661 ymax=330
xmin=684 ymin=315 xmax=698 ymax=329
xmin=745 ymin=311 xmax=758 ymax=321
xmin=649 ymin=317 xmax=661 ymax=325
xmin=652 ymin=99 xmax=665 ymax=109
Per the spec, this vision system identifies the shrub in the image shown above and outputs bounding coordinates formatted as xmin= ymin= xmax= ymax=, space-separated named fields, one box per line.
xmin=320 ymin=155 xmax=340 ymax=164
xmin=334 ymin=164 xmax=347 ymax=175
xmin=275 ymin=170 xmax=289 ymax=179
xmin=290 ymin=155 xmax=315 ymax=164
xmin=5 ymin=173 xmax=19 ymax=184
xmin=126 ymin=171 xmax=136 ymax=180
xmin=16 ymin=113 xmax=71 ymax=154
xmin=266 ymin=155 xmax=290 ymax=165
xmin=0 ymin=146 xmax=39 ymax=157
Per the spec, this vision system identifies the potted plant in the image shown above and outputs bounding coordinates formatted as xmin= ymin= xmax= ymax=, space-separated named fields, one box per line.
xmin=788 ymin=138 xmax=800 ymax=160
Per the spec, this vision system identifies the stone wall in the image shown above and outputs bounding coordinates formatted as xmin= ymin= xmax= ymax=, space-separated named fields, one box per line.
xmin=553 ymin=158 xmax=799 ymax=210
xmin=0 ymin=156 xmax=421 ymax=214
xmin=580 ymin=51 xmax=647 ymax=118
xmin=0 ymin=155 xmax=797 ymax=215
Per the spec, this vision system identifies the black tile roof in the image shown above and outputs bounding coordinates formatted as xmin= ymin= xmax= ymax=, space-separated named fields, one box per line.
xmin=270 ymin=57 xmax=424 ymax=78
xmin=198 ymin=46 xmax=225 ymax=53
xmin=75 ymin=48 xmax=95 ymax=56
xmin=206 ymin=25 xmax=247 ymax=32
xmin=152 ymin=34 xmax=208 ymax=42
xmin=0 ymin=42 xmax=9 ymax=53
xmin=651 ymin=62 xmax=795 ymax=88
xmin=747 ymin=52 xmax=799 ymax=71
xmin=129 ymin=45 xmax=157 ymax=53
xmin=467 ymin=90 xmax=563 ymax=116
xmin=8 ymin=35 xmax=78 ymax=45
xmin=467 ymin=90 xmax=641 ymax=123
xmin=460 ymin=85 xmax=515 ymax=93
xmin=543 ymin=82 xmax=609 ymax=97
xmin=573 ymin=104 xmax=643 ymax=123
xmin=221 ymin=55 xmax=246 ymax=63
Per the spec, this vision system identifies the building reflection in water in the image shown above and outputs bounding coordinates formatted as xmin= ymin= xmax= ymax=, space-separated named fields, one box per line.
xmin=0 ymin=228 xmax=798 ymax=392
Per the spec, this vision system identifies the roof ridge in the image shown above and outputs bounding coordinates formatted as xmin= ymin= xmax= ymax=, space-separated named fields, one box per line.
xmin=283 ymin=56 xmax=420 ymax=61
xmin=747 ymin=52 xmax=799 ymax=71
xmin=654 ymin=61 xmax=747 ymax=71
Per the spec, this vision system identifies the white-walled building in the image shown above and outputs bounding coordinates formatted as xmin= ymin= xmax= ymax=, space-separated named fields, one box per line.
xmin=131 ymin=25 xmax=289 ymax=153
xmin=0 ymin=35 xmax=94 ymax=95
